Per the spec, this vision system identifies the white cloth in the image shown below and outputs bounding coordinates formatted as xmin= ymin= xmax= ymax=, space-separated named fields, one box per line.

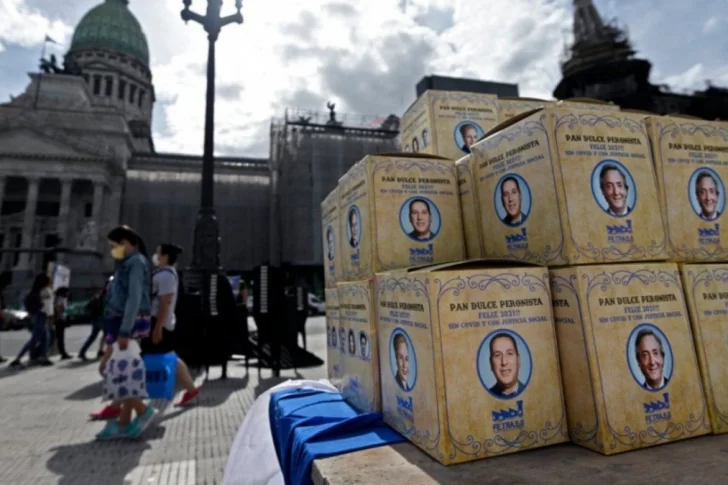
xmin=221 ymin=379 xmax=337 ymax=485
xmin=40 ymin=288 xmax=54 ymax=317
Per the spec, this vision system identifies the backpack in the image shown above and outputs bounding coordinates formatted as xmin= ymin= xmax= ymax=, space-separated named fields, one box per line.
xmin=151 ymin=267 xmax=179 ymax=301
xmin=24 ymin=291 xmax=42 ymax=314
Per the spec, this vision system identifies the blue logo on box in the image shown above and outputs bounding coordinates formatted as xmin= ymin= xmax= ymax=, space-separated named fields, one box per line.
xmin=505 ymin=228 xmax=528 ymax=250
xmin=698 ymin=223 xmax=720 ymax=245
xmin=607 ymin=219 xmax=634 ymax=243
xmin=644 ymin=392 xmax=672 ymax=424
xmin=409 ymin=244 xmax=434 ymax=264
xmin=396 ymin=395 xmax=414 ymax=422
xmin=491 ymin=400 xmax=525 ymax=432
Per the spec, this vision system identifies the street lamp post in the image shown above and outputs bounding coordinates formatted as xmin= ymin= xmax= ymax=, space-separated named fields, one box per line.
xmin=181 ymin=0 xmax=243 ymax=273
xmin=178 ymin=0 xmax=243 ymax=379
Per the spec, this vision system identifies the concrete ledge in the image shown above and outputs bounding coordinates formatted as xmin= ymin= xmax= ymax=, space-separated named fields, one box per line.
xmin=313 ymin=435 xmax=728 ymax=484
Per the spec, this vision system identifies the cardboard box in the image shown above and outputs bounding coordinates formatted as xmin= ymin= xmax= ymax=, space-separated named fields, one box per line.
xmin=339 ymin=279 xmax=381 ymax=413
xmin=472 ymin=106 xmax=667 ymax=266
xmin=551 ymin=262 xmax=710 ymax=454
xmin=647 ymin=116 xmax=728 ymax=261
xmin=321 ymin=187 xmax=342 ymax=288
xmin=400 ymin=90 xmax=499 ymax=160
xmin=556 ymin=97 xmax=621 ymax=112
xmin=376 ymin=261 xmax=567 ymax=465
xmin=325 ymin=287 xmax=342 ymax=383
xmin=338 ymin=154 xmax=465 ymax=280
xmin=680 ymin=263 xmax=728 ymax=434
xmin=497 ymin=97 xmax=554 ymax=124
xmin=456 ymin=155 xmax=485 ymax=258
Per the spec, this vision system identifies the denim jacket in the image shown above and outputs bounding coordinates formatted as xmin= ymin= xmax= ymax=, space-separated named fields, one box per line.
xmin=105 ymin=251 xmax=151 ymax=338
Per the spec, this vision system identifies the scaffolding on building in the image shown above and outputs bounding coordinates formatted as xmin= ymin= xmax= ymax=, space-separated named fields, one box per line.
xmin=268 ymin=105 xmax=400 ymax=294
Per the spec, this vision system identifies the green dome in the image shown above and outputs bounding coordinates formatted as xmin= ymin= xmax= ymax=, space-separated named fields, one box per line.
xmin=69 ymin=0 xmax=149 ymax=66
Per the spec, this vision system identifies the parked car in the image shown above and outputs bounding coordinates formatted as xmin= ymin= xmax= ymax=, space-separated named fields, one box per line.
xmin=1 ymin=308 xmax=31 ymax=331
xmin=65 ymin=299 xmax=94 ymax=326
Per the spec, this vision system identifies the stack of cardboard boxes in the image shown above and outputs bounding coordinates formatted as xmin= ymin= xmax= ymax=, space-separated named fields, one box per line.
xmin=320 ymin=90 xmax=728 ymax=465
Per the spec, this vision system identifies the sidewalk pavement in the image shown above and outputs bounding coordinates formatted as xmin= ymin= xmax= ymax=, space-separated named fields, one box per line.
xmin=0 ymin=320 xmax=328 ymax=485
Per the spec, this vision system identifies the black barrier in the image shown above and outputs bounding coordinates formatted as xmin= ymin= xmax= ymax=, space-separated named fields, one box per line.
xmin=251 ymin=264 xmax=313 ymax=375
xmin=175 ymin=270 xmax=237 ymax=379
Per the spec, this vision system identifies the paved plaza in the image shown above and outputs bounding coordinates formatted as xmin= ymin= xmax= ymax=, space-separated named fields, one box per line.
xmin=0 ymin=318 xmax=328 ymax=485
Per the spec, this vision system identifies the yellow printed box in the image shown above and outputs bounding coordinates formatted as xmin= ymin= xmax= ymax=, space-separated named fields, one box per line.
xmin=473 ymin=107 xmax=667 ymax=266
xmin=647 ymin=116 xmax=728 ymax=261
xmin=680 ymin=263 xmax=728 ymax=434
xmin=338 ymin=154 xmax=465 ymax=281
xmin=321 ymin=187 xmax=342 ymax=288
xmin=456 ymin=155 xmax=484 ymax=259
xmin=376 ymin=261 xmax=567 ymax=465
xmin=325 ymin=288 xmax=342 ymax=384
xmin=551 ymin=263 xmax=710 ymax=455
xmin=338 ymin=279 xmax=380 ymax=413
xmin=400 ymin=90 xmax=499 ymax=161
xmin=497 ymin=97 xmax=553 ymax=125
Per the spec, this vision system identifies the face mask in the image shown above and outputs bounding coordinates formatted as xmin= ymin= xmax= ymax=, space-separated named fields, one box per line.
xmin=152 ymin=254 xmax=160 ymax=266
xmin=110 ymin=246 xmax=125 ymax=260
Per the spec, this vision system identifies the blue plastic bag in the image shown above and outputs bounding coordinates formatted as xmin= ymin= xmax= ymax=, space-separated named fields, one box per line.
xmin=143 ymin=352 xmax=177 ymax=400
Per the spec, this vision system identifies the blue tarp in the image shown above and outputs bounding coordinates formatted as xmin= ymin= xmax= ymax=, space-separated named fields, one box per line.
xmin=268 ymin=388 xmax=406 ymax=485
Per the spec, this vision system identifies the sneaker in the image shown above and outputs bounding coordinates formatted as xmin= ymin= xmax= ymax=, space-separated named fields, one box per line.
xmin=95 ymin=420 xmax=124 ymax=440
xmin=0 ymin=356 xmax=7 ymax=364
xmin=9 ymin=360 xmax=22 ymax=368
xmin=126 ymin=406 xmax=158 ymax=438
xmin=90 ymin=404 xmax=122 ymax=420
xmin=174 ymin=389 xmax=201 ymax=407
xmin=120 ymin=419 xmax=143 ymax=439
xmin=60 ymin=354 xmax=73 ymax=360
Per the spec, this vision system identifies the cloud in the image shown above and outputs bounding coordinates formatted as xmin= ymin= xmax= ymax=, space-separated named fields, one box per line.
xmin=3 ymin=0 xmax=728 ymax=160
xmin=662 ymin=63 xmax=728 ymax=92
xmin=663 ymin=64 xmax=707 ymax=92
xmin=146 ymin=0 xmax=575 ymax=158
xmin=0 ymin=0 xmax=71 ymax=53
xmin=703 ymin=17 xmax=720 ymax=34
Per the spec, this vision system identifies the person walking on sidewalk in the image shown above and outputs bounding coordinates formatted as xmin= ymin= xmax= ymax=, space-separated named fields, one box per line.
xmin=54 ymin=286 xmax=72 ymax=360
xmin=95 ymin=225 xmax=157 ymax=440
xmin=141 ymin=243 xmax=200 ymax=405
xmin=92 ymin=243 xmax=200 ymax=421
xmin=9 ymin=274 xmax=54 ymax=367
xmin=79 ymin=283 xmax=109 ymax=362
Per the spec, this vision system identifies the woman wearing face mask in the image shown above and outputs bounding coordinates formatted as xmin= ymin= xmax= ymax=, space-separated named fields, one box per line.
xmin=139 ymin=243 xmax=200 ymax=406
xmin=95 ymin=225 xmax=157 ymax=440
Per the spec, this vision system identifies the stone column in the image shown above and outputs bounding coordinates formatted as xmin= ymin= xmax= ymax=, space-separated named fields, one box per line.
xmin=56 ymin=177 xmax=73 ymax=262
xmin=91 ymin=181 xmax=106 ymax=251
xmin=16 ymin=176 xmax=40 ymax=270
xmin=102 ymin=176 xmax=124 ymax=270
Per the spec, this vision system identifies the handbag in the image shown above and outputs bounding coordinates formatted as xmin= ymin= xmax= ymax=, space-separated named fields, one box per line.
xmin=101 ymin=339 xmax=148 ymax=401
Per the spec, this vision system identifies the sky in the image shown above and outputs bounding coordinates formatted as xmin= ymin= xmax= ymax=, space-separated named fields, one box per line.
xmin=1 ymin=0 xmax=727 ymax=158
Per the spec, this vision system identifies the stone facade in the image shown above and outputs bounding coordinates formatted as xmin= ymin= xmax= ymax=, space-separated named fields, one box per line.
xmin=0 ymin=74 xmax=130 ymax=299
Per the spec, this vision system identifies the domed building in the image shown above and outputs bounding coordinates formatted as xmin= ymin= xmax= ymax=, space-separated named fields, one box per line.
xmin=66 ymin=0 xmax=155 ymax=151
xmin=0 ymin=0 xmax=270 ymax=298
